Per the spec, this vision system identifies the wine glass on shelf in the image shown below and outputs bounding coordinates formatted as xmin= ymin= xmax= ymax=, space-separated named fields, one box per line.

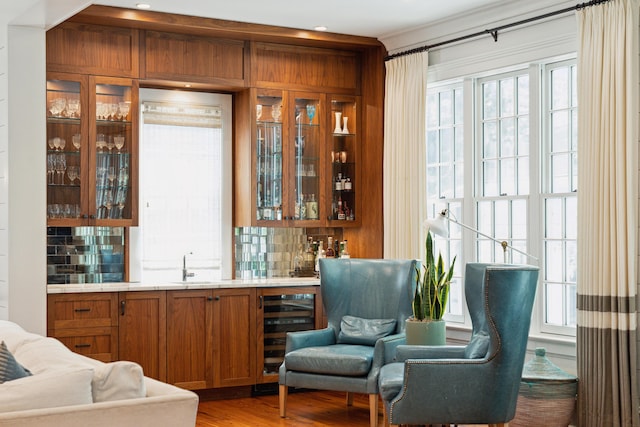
xmin=256 ymin=104 xmax=262 ymax=121
xmin=306 ymin=104 xmax=316 ymax=124
xmin=114 ymin=135 xmax=125 ymax=151
xmin=48 ymin=138 xmax=56 ymax=151
xmin=104 ymin=191 xmax=114 ymax=219
xmin=271 ymin=104 xmax=282 ymax=122
xmin=118 ymin=101 xmax=130 ymax=121
xmin=67 ymin=165 xmax=79 ymax=184
xmin=58 ymin=138 xmax=66 ymax=152
xmin=72 ymin=134 xmax=81 ymax=151
xmin=47 ymin=154 xmax=55 ymax=184
xmin=66 ymin=99 xmax=80 ymax=118
xmin=107 ymin=166 xmax=117 ymax=185
xmin=106 ymin=136 xmax=115 ymax=152
xmin=96 ymin=134 xmax=106 ymax=151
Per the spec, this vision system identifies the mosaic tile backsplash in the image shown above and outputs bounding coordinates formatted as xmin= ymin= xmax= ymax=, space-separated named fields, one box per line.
xmin=47 ymin=227 xmax=125 ymax=284
xmin=234 ymin=227 xmax=307 ymax=279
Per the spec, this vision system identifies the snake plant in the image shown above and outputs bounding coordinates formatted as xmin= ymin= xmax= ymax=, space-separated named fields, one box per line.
xmin=412 ymin=231 xmax=456 ymax=321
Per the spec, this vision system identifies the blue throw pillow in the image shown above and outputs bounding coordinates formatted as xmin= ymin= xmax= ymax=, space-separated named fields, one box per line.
xmin=337 ymin=315 xmax=397 ymax=346
xmin=0 ymin=340 xmax=32 ymax=383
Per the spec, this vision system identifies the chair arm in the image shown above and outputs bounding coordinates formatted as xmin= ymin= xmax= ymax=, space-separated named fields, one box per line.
xmin=377 ymin=333 xmax=406 ymax=364
xmin=285 ymin=327 xmax=336 ymax=353
xmin=395 ymin=344 xmax=467 ymax=361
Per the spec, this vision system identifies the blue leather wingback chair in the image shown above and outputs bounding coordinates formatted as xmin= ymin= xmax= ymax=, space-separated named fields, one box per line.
xmin=279 ymin=258 xmax=417 ymax=427
xmin=378 ymin=263 xmax=539 ymax=427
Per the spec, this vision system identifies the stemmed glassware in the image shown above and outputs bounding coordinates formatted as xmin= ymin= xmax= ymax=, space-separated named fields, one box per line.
xmin=114 ymin=135 xmax=125 ymax=151
xmin=118 ymin=101 xmax=130 ymax=121
xmin=306 ymin=104 xmax=316 ymax=124
xmin=72 ymin=134 xmax=81 ymax=150
xmin=271 ymin=104 xmax=282 ymax=122
xmin=66 ymin=99 xmax=80 ymax=118
xmin=96 ymin=134 xmax=106 ymax=151
xmin=49 ymin=98 xmax=66 ymax=117
xmin=67 ymin=165 xmax=79 ymax=184
xmin=106 ymin=136 xmax=116 ymax=152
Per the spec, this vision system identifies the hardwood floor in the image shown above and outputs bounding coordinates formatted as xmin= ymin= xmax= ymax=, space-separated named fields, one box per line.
xmin=196 ymin=390 xmax=372 ymax=426
xmin=195 ymin=389 xmax=488 ymax=426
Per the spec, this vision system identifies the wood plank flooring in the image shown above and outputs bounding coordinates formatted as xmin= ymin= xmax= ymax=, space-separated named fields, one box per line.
xmin=195 ymin=389 xmax=487 ymax=426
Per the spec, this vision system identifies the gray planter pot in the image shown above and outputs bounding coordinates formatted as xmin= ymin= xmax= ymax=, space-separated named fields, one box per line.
xmin=405 ymin=318 xmax=446 ymax=345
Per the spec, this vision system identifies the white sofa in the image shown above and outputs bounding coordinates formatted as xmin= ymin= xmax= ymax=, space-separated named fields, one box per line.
xmin=0 ymin=320 xmax=199 ymax=427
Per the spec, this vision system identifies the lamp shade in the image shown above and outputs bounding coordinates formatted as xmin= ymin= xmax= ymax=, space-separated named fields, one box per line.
xmin=423 ymin=211 xmax=448 ymax=237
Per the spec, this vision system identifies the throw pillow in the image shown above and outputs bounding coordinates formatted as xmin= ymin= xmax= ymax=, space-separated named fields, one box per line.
xmin=0 ymin=367 xmax=94 ymax=413
xmin=0 ymin=340 xmax=32 ymax=383
xmin=337 ymin=315 xmax=397 ymax=346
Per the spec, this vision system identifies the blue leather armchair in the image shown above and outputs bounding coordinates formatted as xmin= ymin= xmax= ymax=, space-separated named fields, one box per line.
xmin=279 ymin=258 xmax=417 ymax=427
xmin=378 ymin=263 xmax=539 ymax=427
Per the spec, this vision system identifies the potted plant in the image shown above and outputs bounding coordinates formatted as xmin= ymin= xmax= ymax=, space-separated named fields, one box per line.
xmin=406 ymin=231 xmax=456 ymax=345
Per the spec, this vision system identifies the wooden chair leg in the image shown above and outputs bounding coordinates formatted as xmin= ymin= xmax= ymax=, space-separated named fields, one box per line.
xmin=278 ymin=384 xmax=287 ymax=418
xmin=369 ymin=393 xmax=379 ymax=427
xmin=346 ymin=391 xmax=354 ymax=406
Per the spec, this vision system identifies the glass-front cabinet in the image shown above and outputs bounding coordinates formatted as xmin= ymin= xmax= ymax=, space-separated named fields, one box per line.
xmin=46 ymin=73 xmax=88 ymax=224
xmin=329 ymin=95 xmax=360 ymax=226
xmin=46 ymin=72 xmax=138 ymax=226
xmin=254 ymin=89 xmax=325 ymax=225
xmin=90 ymin=76 xmax=138 ymax=225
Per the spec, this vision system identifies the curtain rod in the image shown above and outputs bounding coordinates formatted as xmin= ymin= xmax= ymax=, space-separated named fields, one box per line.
xmin=384 ymin=0 xmax=612 ymax=61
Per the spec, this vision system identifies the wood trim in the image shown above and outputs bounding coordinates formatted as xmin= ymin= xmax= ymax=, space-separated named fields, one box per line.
xmin=68 ymin=5 xmax=384 ymax=50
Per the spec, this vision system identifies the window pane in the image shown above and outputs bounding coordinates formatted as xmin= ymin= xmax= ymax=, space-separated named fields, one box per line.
xmin=545 ymin=198 xmax=563 ymax=239
xmin=552 ymin=67 xmax=569 ymax=110
xmin=518 ymin=117 xmax=529 ymax=155
xmin=545 ymin=241 xmax=563 ymax=282
xmin=427 ymin=93 xmax=439 ymax=128
xmin=512 ymin=199 xmax=527 ymax=239
xmin=440 ymin=91 xmax=453 ymax=126
xmin=483 ymin=160 xmax=498 ymax=196
xmin=551 ymin=111 xmax=569 ymax=152
xmin=566 ymin=197 xmax=577 ymax=239
xmin=440 ymin=129 xmax=453 ymax=163
xmin=483 ymin=121 xmax=498 ymax=158
xmin=494 ymin=199 xmax=509 ymax=239
xmin=518 ymin=75 xmax=529 ymax=114
xmin=545 ymin=282 xmax=564 ymax=325
xmin=483 ymin=81 xmax=497 ymax=119
xmin=500 ymin=78 xmax=514 ymax=116
xmin=501 ymin=118 xmax=515 ymax=157
xmin=551 ymin=153 xmax=570 ymax=193
xmin=500 ymin=158 xmax=515 ymax=195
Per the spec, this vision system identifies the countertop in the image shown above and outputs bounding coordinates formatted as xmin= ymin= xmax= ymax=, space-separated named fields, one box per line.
xmin=47 ymin=277 xmax=321 ymax=294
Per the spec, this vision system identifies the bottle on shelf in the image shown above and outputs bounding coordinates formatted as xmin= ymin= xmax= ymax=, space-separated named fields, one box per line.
xmin=335 ymin=173 xmax=343 ymax=191
xmin=340 ymin=240 xmax=350 ymax=259
xmin=337 ymin=197 xmax=346 ymax=220
xmin=325 ymin=237 xmax=335 ymax=258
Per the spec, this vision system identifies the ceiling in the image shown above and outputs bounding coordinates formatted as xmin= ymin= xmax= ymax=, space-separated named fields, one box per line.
xmin=2 ymin=0 xmax=573 ymax=53
xmin=4 ymin=0 xmax=513 ymax=39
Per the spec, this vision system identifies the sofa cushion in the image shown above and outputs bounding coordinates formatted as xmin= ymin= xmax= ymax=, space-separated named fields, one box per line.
xmin=0 ymin=367 xmax=94 ymax=413
xmin=337 ymin=315 xmax=397 ymax=346
xmin=92 ymin=361 xmax=146 ymax=402
xmin=285 ymin=344 xmax=374 ymax=376
xmin=0 ymin=341 xmax=32 ymax=383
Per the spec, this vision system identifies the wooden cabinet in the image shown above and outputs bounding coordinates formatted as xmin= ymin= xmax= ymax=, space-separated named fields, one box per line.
xmin=48 ymin=285 xmax=319 ymax=389
xmin=166 ymin=288 xmax=257 ymax=390
xmin=46 ymin=73 xmax=138 ymax=226
xmin=118 ymin=291 xmax=167 ymax=381
xmin=47 ymin=292 xmax=119 ymax=362
xmin=256 ymin=286 xmax=323 ymax=383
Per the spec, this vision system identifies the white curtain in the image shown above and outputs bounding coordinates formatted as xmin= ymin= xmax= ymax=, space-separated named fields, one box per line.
xmin=576 ymin=0 xmax=639 ymax=425
xmin=383 ymin=51 xmax=428 ymax=259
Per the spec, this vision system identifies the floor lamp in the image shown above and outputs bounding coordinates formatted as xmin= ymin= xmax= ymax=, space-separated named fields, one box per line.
xmin=424 ymin=209 xmax=538 ymax=263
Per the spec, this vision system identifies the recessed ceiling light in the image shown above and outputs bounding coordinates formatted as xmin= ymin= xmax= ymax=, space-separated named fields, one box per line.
xmin=314 ymin=26 xmax=328 ymax=32
xmin=136 ymin=3 xmax=151 ymax=9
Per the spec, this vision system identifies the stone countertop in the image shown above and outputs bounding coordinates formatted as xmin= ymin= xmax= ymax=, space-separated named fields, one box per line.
xmin=47 ymin=277 xmax=321 ymax=293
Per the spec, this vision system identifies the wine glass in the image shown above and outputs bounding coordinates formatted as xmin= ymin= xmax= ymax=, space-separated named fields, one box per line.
xmin=106 ymin=136 xmax=115 ymax=152
xmin=256 ymin=104 xmax=262 ymax=121
xmin=114 ymin=135 xmax=125 ymax=151
xmin=66 ymin=99 xmax=80 ymax=118
xmin=67 ymin=165 xmax=79 ymax=184
xmin=107 ymin=166 xmax=117 ymax=184
xmin=306 ymin=104 xmax=316 ymax=124
xmin=48 ymin=138 xmax=56 ymax=151
xmin=118 ymin=101 xmax=130 ymax=121
xmin=58 ymin=138 xmax=66 ymax=152
xmin=96 ymin=134 xmax=106 ymax=151
xmin=72 ymin=134 xmax=81 ymax=150
xmin=104 ymin=191 xmax=114 ymax=219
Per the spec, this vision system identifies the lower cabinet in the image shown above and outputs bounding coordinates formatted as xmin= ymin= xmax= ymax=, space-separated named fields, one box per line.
xmin=48 ymin=285 xmax=318 ymax=390
xmin=118 ymin=291 xmax=167 ymax=382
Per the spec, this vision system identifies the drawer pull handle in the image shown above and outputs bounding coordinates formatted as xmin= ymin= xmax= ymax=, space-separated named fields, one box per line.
xmin=74 ymin=308 xmax=91 ymax=313
xmin=75 ymin=343 xmax=91 ymax=348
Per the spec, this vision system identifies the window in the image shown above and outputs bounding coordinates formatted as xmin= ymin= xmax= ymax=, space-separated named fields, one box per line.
xmin=130 ymin=89 xmax=233 ymax=283
xmin=426 ymin=58 xmax=577 ymax=337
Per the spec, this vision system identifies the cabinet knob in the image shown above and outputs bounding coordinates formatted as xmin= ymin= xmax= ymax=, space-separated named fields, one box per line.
xmin=207 ymin=296 xmax=213 ymax=301
xmin=215 ymin=296 xmax=221 ymax=301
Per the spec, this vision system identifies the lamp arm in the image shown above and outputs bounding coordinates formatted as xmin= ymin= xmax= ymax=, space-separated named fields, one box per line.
xmin=445 ymin=215 xmax=538 ymax=261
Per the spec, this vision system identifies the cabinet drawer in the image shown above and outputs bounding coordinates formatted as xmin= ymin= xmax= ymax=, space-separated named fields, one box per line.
xmin=48 ymin=293 xmax=118 ymax=329
xmin=52 ymin=326 xmax=118 ymax=362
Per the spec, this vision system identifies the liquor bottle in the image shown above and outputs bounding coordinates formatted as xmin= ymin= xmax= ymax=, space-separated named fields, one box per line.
xmin=343 ymin=201 xmax=350 ymax=220
xmin=344 ymin=177 xmax=352 ymax=191
xmin=304 ymin=237 xmax=315 ymax=270
xmin=340 ymin=240 xmax=350 ymax=258
xmin=337 ymin=197 xmax=346 ymax=220
xmin=325 ymin=237 xmax=335 ymax=258
xmin=335 ymin=173 xmax=343 ymax=191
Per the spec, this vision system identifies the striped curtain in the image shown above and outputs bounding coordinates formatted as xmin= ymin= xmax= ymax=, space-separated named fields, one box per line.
xmin=383 ymin=51 xmax=428 ymax=259
xmin=576 ymin=1 xmax=640 ymax=426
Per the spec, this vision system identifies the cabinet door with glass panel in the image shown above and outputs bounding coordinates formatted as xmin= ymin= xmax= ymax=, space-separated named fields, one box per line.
xmin=46 ymin=72 xmax=89 ymax=225
xmin=328 ymin=95 xmax=360 ymax=226
xmin=89 ymin=76 xmax=138 ymax=226
xmin=287 ymin=91 xmax=325 ymax=225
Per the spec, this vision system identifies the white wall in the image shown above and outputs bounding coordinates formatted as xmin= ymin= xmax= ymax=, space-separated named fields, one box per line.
xmin=0 ymin=25 xmax=7 ymax=319
xmin=6 ymin=25 xmax=46 ymax=334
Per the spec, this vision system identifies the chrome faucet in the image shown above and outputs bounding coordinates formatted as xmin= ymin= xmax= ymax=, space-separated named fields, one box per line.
xmin=182 ymin=252 xmax=195 ymax=281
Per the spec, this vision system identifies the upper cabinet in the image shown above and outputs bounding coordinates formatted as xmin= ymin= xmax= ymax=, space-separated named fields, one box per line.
xmin=46 ymin=72 xmax=138 ymax=226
